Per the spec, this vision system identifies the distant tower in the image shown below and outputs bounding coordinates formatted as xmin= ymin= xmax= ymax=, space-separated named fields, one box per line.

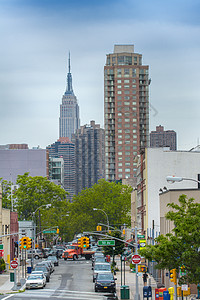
xmin=150 ymin=125 xmax=177 ymax=150
xmin=59 ymin=53 xmax=80 ymax=140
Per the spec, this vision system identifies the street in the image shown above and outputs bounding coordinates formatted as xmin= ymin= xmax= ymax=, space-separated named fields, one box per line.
xmin=0 ymin=258 xmax=117 ymax=300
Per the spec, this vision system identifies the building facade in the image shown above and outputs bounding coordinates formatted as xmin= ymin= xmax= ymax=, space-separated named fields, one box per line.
xmin=72 ymin=120 xmax=105 ymax=195
xmin=150 ymin=125 xmax=177 ymax=150
xmin=134 ymin=147 xmax=200 ymax=236
xmin=47 ymin=138 xmax=75 ymax=200
xmin=49 ymin=157 xmax=64 ymax=188
xmin=0 ymin=149 xmax=49 ymax=184
xmin=59 ymin=54 xmax=80 ymax=140
xmin=104 ymin=44 xmax=150 ymax=181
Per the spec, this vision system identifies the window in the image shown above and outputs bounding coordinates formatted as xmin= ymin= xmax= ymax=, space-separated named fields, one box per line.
xmin=125 ymin=157 xmax=130 ymax=160
xmin=112 ymin=56 xmax=116 ymax=63
xmin=124 ymin=85 xmax=130 ymax=88
xmin=124 ymin=96 xmax=130 ymax=100
xmin=125 ymin=146 xmax=130 ymax=150
xmin=132 ymin=90 xmax=136 ymax=94
xmin=132 ymin=107 xmax=137 ymax=111
xmin=118 ymin=130 xmax=122 ymax=133
xmin=133 ymin=146 xmax=137 ymax=150
xmin=118 ymin=118 xmax=122 ymax=122
xmin=125 ymin=90 xmax=130 ymax=94
xmin=125 ymin=168 xmax=131 ymax=172
xmin=133 ymin=96 xmax=136 ymax=100
xmin=118 ymin=113 xmax=122 ymax=116
xmin=133 ymin=134 xmax=137 ymax=138
xmin=118 ymin=163 xmax=122 ymax=166
xmin=125 ymin=124 xmax=130 ymax=128
xmin=132 ymin=101 xmax=136 ymax=105
xmin=117 ymin=91 xmax=122 ymax=94
xmin=132 ymin=85 xmax=136 ymax=88
xmin=133 ymin=140 xmax=137 ymax=144
xmin=118 ymin=101 xmax=122 ymax=106
xmin=133 ymin=118 xmax=137 ymax=122
xmin=125 ymin=135 xmax=130 ymax=139
xmin=125 ymin=113 xmax=130 ymax=116
xmin=118 ymin=146 xmax=122 ymax=150
xmin=124 ymin=69 xmax=129 ymax=76
xmin=132 ymin=68 xmax=136 ymax=77
xmin=125 ymin=119 xmax=130 ymax=122
xmin=125 ymin=129 xmax=130 ymax=133
xmin=117 ymin=85 xmax=122 ymax=89
xmin=118 ymin=152 xmax=122 ymax=155
xmin=124 ymin=107 xmax=130 ymax=111
xmin=118 ymin=107 xmax=122 ymax=111
xmin=124 ymin=79 xmax=130 ymax=83
xmin=118 ymin=174 xmax=122 ymax=178
xmin=118 ymin=135 xmax=122 ymax=139
xmin=125 ymin=163 xmax=130 ymax=166
xmin=118 ymin=168 xmax=122 ymax=172
xmin=133 ymin=79 xmax=136 ymax=83
xmin=117 ymin=80 xmax=121 ymax=83
xmin=118 ymin=96 xmax=122 ymax=100
xmin=125 ymin=140 xmax=130 ymax=144
xmin=118 ymin=141 xmax=122 ymax=144
xmin=124 ymin=102 xmax=130 ymax=105
xmin=117 ymin=69 xmax=122 ymax=75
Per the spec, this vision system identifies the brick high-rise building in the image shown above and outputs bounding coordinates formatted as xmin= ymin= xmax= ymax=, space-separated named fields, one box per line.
xmin=72 ymin=121 xmax=105 ymax=195
xmin=59 ymin=54 xmax=80 ymax=140
xmin=104 ymin=45 xmax=150 ymax=181
xmin=150 ymin=125 xmax=177 ymax=150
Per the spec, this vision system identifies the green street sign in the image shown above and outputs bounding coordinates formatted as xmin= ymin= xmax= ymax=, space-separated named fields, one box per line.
xmin=137 ymin=234 xmax=145 ymax=239
xmin=0 ymin=245 xmax=3 ymax=250
xmin=43 ymin=230 xmax=57 ymax=234
xmin=98 ymin=240 xmax=115 ymax=246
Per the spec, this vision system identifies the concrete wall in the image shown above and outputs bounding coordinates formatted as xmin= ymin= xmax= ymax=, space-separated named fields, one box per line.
xmin=145 ymin=147 xmax=200 ymax=233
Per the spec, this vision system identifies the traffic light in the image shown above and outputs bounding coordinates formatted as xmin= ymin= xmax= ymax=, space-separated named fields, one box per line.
xmin=170 ymin=269 xmax=177 ymax=285
xmin=19 ymin=238 xmax=23 ymax=249
xmin=23 ymin=237 xmax=28 ymax=249
xmin=56 ymin=228 xmax=59 ymax=234
xmin=123 ymin=229 xmax=126 ymax=235
xmin=85 ymin=237 xmax=90 ymax=248
xmin=78 ymin=238 xmax=83 ymax=248
xmin=82 ymin=237 xmax=87 ymax=248
xmin=96 ymin=226 xmax=102 ymax=231
xmin=27 ymin=238 xmax=32 ymax=250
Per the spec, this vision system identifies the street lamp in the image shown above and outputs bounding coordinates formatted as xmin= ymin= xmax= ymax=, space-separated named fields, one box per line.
xmin=31 ymin=204 xmax=51 ymax=267
xmin=93 ymin=208 xmax=109 ymax=232
xmin=166 ymin=176 xmax=200 ymax=184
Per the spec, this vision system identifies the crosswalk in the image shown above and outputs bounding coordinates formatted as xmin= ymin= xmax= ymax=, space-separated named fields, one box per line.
xmin=13 ymin=288 xmax=109 ymax=300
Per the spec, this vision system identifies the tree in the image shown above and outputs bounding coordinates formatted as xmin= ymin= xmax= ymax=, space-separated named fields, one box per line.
xmin=13 ymin=173 xmax=68 ymax=221
xmin=103 ymin=230 xmax=125 ymax=261
xmin=67 ymin=179 xmax=132 ymax=240
xmin=139 ymin=195 xmax=200 ymax=285
xmin=0 ymin=178 xmax=12 ymax=209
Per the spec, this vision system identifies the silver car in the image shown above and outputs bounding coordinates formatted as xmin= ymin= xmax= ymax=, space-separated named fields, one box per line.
xmin=93 ymin=262 xmax=112 ymax=282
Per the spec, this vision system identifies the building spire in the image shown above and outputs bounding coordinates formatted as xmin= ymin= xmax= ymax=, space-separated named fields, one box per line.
xmin=65 ymin=52 xmax=73 ymax=95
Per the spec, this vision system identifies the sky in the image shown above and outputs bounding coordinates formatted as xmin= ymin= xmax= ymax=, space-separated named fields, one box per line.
xmin=0 ymin=0 xmax=200 ymax=150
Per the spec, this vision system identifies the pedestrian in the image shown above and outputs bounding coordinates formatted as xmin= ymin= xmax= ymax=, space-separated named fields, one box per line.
xmin=143 ymin=271 xmax=148 ymax=286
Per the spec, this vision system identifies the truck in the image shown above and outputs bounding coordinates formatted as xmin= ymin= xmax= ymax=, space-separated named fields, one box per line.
xmin=62 ymin=243 xmax=95 ymax=260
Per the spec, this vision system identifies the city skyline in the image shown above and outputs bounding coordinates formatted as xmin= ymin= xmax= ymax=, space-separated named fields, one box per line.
xmin=1 ymin=0 xmax=200 ymax=150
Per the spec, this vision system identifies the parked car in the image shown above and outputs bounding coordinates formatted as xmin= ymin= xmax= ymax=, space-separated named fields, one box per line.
xmin=26 ymin=273 xmax=46 ymax=289
xmin=36 ymin=261 xmax=54 ymax=274
xmin=48 ymin=248 xmax=63 ymax=258
xmin=93 ymin=262 xmax=112 ymax=282
xmin=42 ymin=248 xmax=51 ymax=258
xmin=47 ymin=255 xmax=59 ymax=266
xmin=94 ymin=272 xmax=117 ymax=293
xmin=34 ymin=265 xmax=50 ymax=282
xmin=92 ymin=256 xmax=106 ymax=269
xmin=27 ymin=249 xmax=44 ymax=259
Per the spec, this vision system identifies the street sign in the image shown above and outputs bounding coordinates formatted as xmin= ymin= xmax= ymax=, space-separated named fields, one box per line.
xmin=43 ymin=230 xmax=56 ymax=234
xmin=132 ymin=254 xmax=141 ymax=264
xmin=137 ymin=234 xmax=145 ymax=239
xmin=0 ymin=245 xmax=3 ymax=250
xmin=98 ymin=240 xmax=115 ymax=246
xmin=10 ymin=260 xmax=18 ymax=269
xmin=0 ymin=250 xmax=4 ymax=256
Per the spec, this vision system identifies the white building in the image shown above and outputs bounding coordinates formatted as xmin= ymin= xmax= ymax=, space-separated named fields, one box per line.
xmin=135 ymin=147 xmax=200 ymax=235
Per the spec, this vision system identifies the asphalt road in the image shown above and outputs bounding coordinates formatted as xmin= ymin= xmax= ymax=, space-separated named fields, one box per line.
xmin=0 ymin=258 xmax=117 ymax=300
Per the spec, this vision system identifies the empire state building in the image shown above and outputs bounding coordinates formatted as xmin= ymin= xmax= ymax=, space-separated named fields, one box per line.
xmin=59 ymin=54 xmax=80 ymax=140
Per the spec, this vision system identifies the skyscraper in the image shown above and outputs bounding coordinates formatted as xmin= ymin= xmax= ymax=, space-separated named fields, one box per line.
xmin=72 ymin=120 xmax=105 ymax=195
xmin=104 ymin=45 xmax=150 ymax=181
xmin=150 ymin=125 xmax=177 ymax=150
xmin=47 ymin=137 xmax=75 ymax=200
xmin=59 ymin=54 xmax=80 ymax=140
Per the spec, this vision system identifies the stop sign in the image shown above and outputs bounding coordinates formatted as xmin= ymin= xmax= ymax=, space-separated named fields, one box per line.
xmin=132 ymin=254 xmax=141 ymax=264
xmin=10 ymin=260 xmax=18 ymax=269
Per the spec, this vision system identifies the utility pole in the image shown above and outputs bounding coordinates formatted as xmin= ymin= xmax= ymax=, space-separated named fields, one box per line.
xmin=134 ymin=226 xmax=140 ymax=300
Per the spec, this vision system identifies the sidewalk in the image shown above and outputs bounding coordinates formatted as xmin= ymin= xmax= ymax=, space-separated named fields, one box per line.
xmin=0 ymin=267 xmax=26 ymax=294
xmin=115 ymin=257 xmax=157 ymax=300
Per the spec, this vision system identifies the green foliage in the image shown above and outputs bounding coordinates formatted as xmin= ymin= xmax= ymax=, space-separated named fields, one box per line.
xmin=14 ymin=173 xmax=68 ymax=220
xmin=67 ymin=179 xmax=132 ymax=240
xmin=103 ymin=230 xmax=125 ymax=258
xmin=139 ymin=195 xmax=200 ymax=285
xmin=0 ymin=258 xmax=6 ymax=272
xmin=0 ymin=178 xmax=12 ymax=209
